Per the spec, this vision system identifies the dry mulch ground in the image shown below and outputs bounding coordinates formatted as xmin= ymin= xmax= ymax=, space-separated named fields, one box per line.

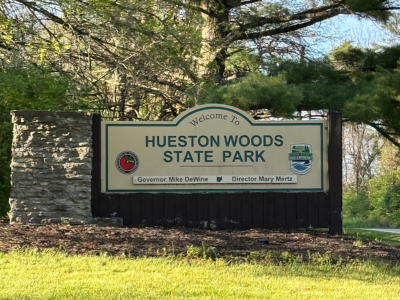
xmin=1 ymin=218 xmax=399 ymax=263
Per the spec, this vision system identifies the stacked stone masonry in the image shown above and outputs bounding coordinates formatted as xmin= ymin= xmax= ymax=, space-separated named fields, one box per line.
xmin=9 ymin=111 xmax=93 ymax=225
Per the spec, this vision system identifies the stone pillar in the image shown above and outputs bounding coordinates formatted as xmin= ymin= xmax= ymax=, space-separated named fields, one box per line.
xmin=9 ymin=111 xmax=93 ymax=225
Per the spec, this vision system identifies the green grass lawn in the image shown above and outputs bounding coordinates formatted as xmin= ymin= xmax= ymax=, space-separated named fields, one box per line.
xmin=343 ymin=216 xmax=400 ymax=245
xmin=1 ymin=250 xmax=400 ymax=299
xmin=344 ymin=228 xmax=400 ymax=246
xmin=343 ymin=217 xmax=379 ymax=229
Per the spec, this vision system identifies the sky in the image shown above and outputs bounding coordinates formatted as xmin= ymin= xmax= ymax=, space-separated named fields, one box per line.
xmin=306 ymin=14 xmax=398 ymax=57
xmin=333 ymin=15 xmax=396 ymax=46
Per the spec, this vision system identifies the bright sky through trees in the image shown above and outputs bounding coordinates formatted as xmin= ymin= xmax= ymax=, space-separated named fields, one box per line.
xmin=301 ymin=15 xmax=398 ymax=57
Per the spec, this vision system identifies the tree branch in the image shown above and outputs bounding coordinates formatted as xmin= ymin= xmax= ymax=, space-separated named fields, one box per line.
xmin=237 ymin=3 xmax=343 ymax=32
xmin=365 ymin=6 xmax=400 ymax=11
xmin=227 ymin=0 xmax=262 ymax=9
xmin=132 ymin=84 xmax=185 ymax=107
xmin=142 ymin=75 xmax=183 ymax=91
xmin=164 ymin=0 xmax=218 ymax=18
xmin=232 ymin=9 xmax=345 ymax=42
xmin=14 ymin=0 xmax=125 ymax=51
xmin=369 ymin=123 xmax=400 ymax=149
xmin=226 ymin=48 xmax=244 ymax=57
xmin=300 ymin=3 xmax=344 ymax=15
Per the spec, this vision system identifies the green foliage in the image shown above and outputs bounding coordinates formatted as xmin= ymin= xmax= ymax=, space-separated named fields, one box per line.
xmin=186 ymin=243 xmax=218 ymax=259
xmin=199 ymin=73 xmax=302 ymax=117
xmin=246 ymin=250 xmax=274 ymax=262
xmin=343 ymin=217 xmax=377 ymax=228
xmin=345 ymin=0 xmax=385 ymax=11
xmin=60 ymin=217 xmax=70 ymax=226
xmin=0 ymin=66 xmax=70 ymax=110
xmin=307 ymin=251 xmax=340 ymax=267
xmin=198 ymin=58 xmax=353 ymax=117
xmin=198 ymin=43 xmax=400 ymax=148
xmin=382 ymin=184 xmax=400 ymax=227
xmin=345 ymin=0 xmax=392 ymax=22
xmin=367 ymin=170 xmax=400 ymax=226
xmin=343 ymin=190 xmax=371 ymax=219
xmin=0 ymin=0 xmax=398 ymax=121
xmin=0 ymin=63 xmax=77 ymax=217
xmin=224 ymin=48 xmax=262 ymax=75
xmin=279 ymin=251 xmax=299 ymax=264
xmin=353 ymin=233 xmax=364 ymax=247
xmin=343 ymin=169 xmax=400 ymax=228
xmin=331 ymin=42 xmax=400 ymax=71
xmin=328 ymin=44 xmax=400 ymax=131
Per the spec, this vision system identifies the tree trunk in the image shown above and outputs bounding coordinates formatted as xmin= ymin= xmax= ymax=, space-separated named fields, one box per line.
xmin=198 ymin=0 xmax=217 ymax=78
xmin=197 ymin=0 xmax=230 ymax=81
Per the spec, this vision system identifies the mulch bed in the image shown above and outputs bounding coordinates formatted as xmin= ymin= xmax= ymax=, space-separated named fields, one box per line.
xmin=1 ymin=219 xmax=399 ymax=263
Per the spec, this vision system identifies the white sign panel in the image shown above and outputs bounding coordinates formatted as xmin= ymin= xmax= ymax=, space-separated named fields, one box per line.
xmin=101 ymin=104 xmax=328 ymax=192
xmin=133 ymin=175 xmax=297 ymax=184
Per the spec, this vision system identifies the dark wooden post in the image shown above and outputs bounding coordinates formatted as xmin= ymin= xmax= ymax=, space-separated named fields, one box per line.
xmin=328 ymin=112 xmax=342 ymax=234
xmin=91 ymin=113 xmax=102 ymax=217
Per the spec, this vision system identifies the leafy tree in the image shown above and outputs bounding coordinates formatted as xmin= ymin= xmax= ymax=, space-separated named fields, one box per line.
xmin=366 ymin=170 xmax=400 ymax=226
xmin=0 ymin=60 xmax=79 ymax=217
xmin=342 ymin=127 xmax=400 ymax=228
xmin=343 ymin=189 xmax=371 ymax=219
xmin=0 ymin=0 xmax=398 ymax=120
xmin=197 ymin=72 xmax=302 ymax=117
xmin=382 ymin=184 xmax=400 ymax=227
xmin=342 ymin=124 xmax=383 ymax=192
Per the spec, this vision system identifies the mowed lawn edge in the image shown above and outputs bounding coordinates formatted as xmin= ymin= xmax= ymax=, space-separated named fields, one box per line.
xmin=1 ymin=250 xmax=400 ymax=299
xmin=344 ymin=228 xmax=400 ymax=246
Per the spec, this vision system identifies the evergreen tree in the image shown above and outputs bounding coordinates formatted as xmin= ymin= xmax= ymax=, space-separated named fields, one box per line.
xmin=198 ymin=42 xmax=400 ymax=148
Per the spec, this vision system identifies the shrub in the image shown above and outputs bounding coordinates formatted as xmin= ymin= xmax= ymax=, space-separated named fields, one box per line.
xmin=382 ymin=184 xmax=400 ymax=227
xmin=0 ymin=62 xmax=82 ymax=217
xmin=367 ymin=170 xmax=400 ymax=227
xmin=343 ymin=189 xmax=371 ymax=219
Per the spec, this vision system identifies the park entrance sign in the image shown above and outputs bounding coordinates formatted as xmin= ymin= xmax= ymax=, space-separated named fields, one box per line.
xmin=101 ymin=105 xmax=328 ymax=193
xmin=8 ymin=107 xmax=341 ymax=232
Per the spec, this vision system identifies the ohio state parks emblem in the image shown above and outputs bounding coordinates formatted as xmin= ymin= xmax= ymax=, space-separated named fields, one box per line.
xmin=116 ymin=151 xmax=139 ymax=174
xmin=289 ymin=144 xmax=313 ymax=175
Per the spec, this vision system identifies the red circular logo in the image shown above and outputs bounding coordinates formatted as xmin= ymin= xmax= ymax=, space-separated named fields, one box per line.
xmin=115 ymin=151 xmax=139 ymax=174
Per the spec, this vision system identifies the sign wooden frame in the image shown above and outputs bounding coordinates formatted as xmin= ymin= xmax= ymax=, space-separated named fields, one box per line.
xmin=91 ymin=107 xmax=342 ymax=233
